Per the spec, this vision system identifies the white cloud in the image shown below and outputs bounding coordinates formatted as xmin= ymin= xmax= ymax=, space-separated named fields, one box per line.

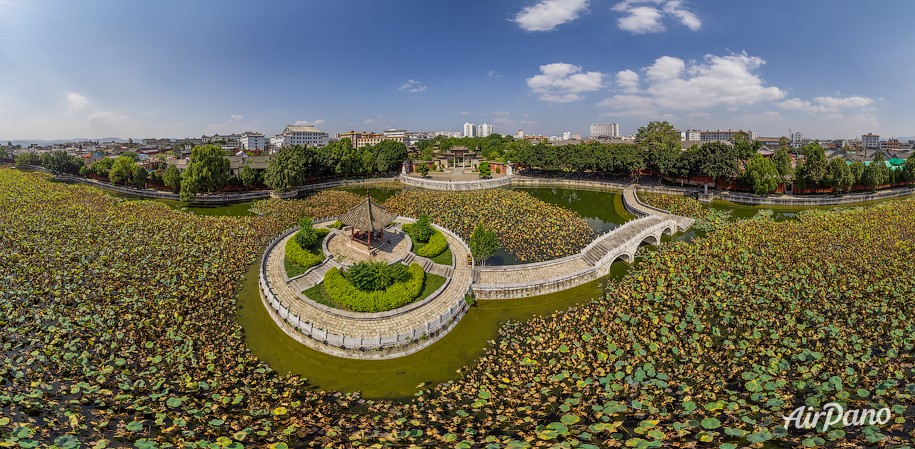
xmin=777 ymin=95 xmax=873 ymax=114
xmin=66 ymin=92 xmax=89 ymax=109
xmin=230 ymin=114 xmax=243 ymax=120
xmin=527 ymin=62 xmax=605 ymax=102
xmin=514 ymin=0 xmax=589 ymax=32
xmin=616 ymin=69 xmax=641 ymax=94
xmin=294 ymin=119 xmax=324 ymax=126
xmin=460 ymin=111 xmax=471 ymax=116
xmin=398 ymin=79 xmax=426 ymax=93
xmin=613 ymin=0 xmax=701 ymax=34
xmin=598 ymin=52 xmax=785 ymax=117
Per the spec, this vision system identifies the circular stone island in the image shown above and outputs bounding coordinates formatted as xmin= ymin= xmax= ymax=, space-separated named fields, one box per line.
xmin=259 ymin=215 xmax=474 ymax=360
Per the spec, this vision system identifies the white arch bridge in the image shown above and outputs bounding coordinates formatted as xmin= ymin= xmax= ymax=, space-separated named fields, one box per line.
xmin=470 ymin=185 xmax=694 ymax=300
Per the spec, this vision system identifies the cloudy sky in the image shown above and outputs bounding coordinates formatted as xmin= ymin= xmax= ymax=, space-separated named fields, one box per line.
xmin=1 ymin=0 xmax=913 ymax=140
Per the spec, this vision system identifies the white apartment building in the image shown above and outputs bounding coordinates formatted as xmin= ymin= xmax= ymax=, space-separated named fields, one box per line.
xmin=515 ymin=130 xmax=525 ymax=139
xmin=239 ymin=132 xmax=266 ymax=151
xmin=202 ymin=133 xmax=241 ymax=148
xmin=862 ymin=133 xmax=880 ymax=149
xmin=699 ymin=130 xmax=756 ymax=142
xmin=680 ymin=130 xmax=700 ymax=141
xmin=590 ymin=123 xmax=619 ymax=139
xmin=463 ymin=122 xmax=476 ymax=138
xmin=478 ymin=123 xmax=493 ymax=138
xmin=562 ymin=131 xmax=572 ymax=140
xmin=271 ymin=125 xmax=329 ymax=149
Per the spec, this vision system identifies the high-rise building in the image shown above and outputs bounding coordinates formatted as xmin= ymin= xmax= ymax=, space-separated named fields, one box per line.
xmin=562 ymin=131 xmax=572 ymax=140
xmin=478 ymin=123 xmax=493 ymax=138
xmin=862 ymin=133 xmax=880 ymax=149
xmin=463 ymin=123 xmax=476 ymax=138
xmin=515 ymin=130 xmax=525 ymax=139
xmin=589 ymin=123 xmax=619 ymax=139
xmin=699 ymin=130 xmax=755 ymax=142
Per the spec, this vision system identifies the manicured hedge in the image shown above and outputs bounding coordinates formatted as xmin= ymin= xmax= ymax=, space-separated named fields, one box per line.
xmin=285 ymin=228 xmax=328 ymax=272
xmin=404 ymin=223 xmax=449 ymax=258
xmin=416 ymin=229 xmax=448 ymax=258
xmin=323 ymin=263 xmax=425 ymax=312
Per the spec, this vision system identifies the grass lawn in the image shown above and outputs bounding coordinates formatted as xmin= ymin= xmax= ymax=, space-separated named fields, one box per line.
xmin=303 ymin=272 xmax=448 ymax=311
xmin=284 ymin=259 xmax=309 ymax=278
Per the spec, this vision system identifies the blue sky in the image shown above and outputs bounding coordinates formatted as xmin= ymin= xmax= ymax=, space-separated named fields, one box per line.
xmin=1 ymin=0 xmax=913 ymax=140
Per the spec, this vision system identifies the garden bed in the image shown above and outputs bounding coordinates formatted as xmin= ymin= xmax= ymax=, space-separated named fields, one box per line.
xmin=304 ymin=268 xmax=447 ymax=312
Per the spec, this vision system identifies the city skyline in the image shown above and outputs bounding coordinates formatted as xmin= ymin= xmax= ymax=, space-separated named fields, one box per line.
xmin=2 ymin=0 xmax=914 ymax=140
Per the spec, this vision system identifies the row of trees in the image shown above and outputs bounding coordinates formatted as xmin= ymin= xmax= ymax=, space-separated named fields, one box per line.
xmin=264 ymin=139 xmax=406 ymax=191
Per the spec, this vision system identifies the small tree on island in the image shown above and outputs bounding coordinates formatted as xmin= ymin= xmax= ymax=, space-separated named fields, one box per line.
xmin=412 ymin=213 xmax=434 ymax=243
xmin=469 ymin=223 xmax=499 ymax=266
xmin=478 ymin=161 xmax=491 ymax=178
xmin=295 ymin=216 xmax=320 ymax=249
xmin=417 ymin=163 xmax=429 ymax=178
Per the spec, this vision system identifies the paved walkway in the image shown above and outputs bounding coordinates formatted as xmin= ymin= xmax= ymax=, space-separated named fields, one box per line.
xmin=623 ymin=185 xmax=695 ymax=231
xmin=263 ymin=223 xmax=472 ymax=343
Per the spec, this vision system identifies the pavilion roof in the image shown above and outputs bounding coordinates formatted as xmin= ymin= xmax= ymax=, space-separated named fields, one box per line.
xmin=338 ymin=197 xmax=397 ymax=232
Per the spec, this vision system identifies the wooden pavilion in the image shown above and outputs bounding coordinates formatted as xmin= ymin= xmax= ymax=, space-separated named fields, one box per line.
xmin=338 ymin=197 xmax=397 ymax=248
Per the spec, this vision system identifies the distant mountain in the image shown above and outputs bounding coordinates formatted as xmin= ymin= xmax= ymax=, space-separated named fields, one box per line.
xmin=0 ymin=137 xmax=135 ymax=147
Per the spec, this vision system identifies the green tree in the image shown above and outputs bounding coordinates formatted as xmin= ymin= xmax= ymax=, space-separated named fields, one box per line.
xmin=89 ymin=158 xmax=116 ymax=177
xmin=469 ymin=223 xmax=499 ymax=266
xmin=478 ymin=161 xmax=491 ymax=178
xmin=772 ymin=148 xmax=794 ymax=183
xmin=849 ymin=161 xmax=866 ymax=185
xmin=417 ymin=163 xmax=429 ymax=177
xmin=14 ymin=152 xmax=40 ymax=166
xmin=295 ymin=216 xmax=319 ymax=249
xmin=645 ymin=143 xmax=681 ymax=180
xmin=635 ymin=121 xmax=680 ymax=152
xmin=903 ymin=156 xmax=915 ymax=182
xmin=0 ymin=146 xmax=8 ymax=160
xmin=180 ymin=145 xmax=231 ymax=201
xmin=374 ymin=140 xmax=407 ymax=173
xmin=797 ymin=143 xmax=828 ymax=188
xmin=239 ymin=165 xmax=262 ymax=187
xmin=130 ymin=165 xmax=148 ymax=187
xmin=411 ymin=214 xmax=433 ymax=243
xmin=264 ymin=145 xmax=315 ymax=191
xmin=743 ymin=154 xmax=780 ymax=195
xmin=824 ymin=158 xmax=854 ymax=194
xmin=40 ymin=151 xmax=84 ymax=175
xmin=862 ymin=154 xmax=890 ymax=190
xmin=698 ymin=142 xmax=738 ymax=185
xmin=163 ymin=165 xmax=181 ymax=193
xmin=108 ymin=156 xmax=137 ymax=185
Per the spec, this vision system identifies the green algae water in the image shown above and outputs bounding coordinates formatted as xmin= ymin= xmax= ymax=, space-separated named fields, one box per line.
xmin=235 ymin=260 xmax=632 ymax=399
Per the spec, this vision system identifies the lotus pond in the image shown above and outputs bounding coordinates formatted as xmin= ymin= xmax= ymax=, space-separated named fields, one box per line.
xmin=4 ymin=169 xmax=914 ymax=448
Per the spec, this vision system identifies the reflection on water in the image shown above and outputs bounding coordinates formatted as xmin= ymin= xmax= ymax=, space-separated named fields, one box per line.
xmin=236 ymin=258 xmax=633 ymax=399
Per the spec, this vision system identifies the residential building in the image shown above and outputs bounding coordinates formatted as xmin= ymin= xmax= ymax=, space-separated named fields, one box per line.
xmin=478 ymin=123 xmax=493 ymax=138
xmin=862 ymin=133 xmax=880 ymax=149
xmin=382 ymin=129 xmax=410 ymax=146
xmin=562 ymin=131 xmax=572 ymax=140
xmin=590 ymin=123 xmax=619 ymax=139
xmin=271 ymin=125 xmax=329 ymax=149
xmin=239 ymin=132 xmax=266 ymax=151
xmin=463 ymin=122 xmax=476 ymax=138
xmin=680 ymin=130 xmax=700 ymax=141
xmin=881 ymin=138 xmax=908 ymax=150
xmin=515 ymin=130 xmax=525 ymax=139
xmin=699 ymin=130 xmax=755 ymax=142
xmin=336 ymin=131 xmax=386 ymax=149
xmin=202 ymin=133 xmax=241 ymax=148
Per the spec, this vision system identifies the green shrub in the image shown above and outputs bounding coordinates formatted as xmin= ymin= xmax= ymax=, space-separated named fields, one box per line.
xmin=416 ymin=230 xmax=448 ymax=258
xmin=295 ymin=216 xmax=320 ymax=248
xmin=347 ymin=261 xmax=410 ymax=291
xmin=323 ymin=263 xmax=425 ymax=312
xmin=412 ymin=214 xmax=434 ymax=243
xmin=284 ymin=229 xmax=328 ymax=272
xmin=329 ymin=220 xmax=343 ymax=229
